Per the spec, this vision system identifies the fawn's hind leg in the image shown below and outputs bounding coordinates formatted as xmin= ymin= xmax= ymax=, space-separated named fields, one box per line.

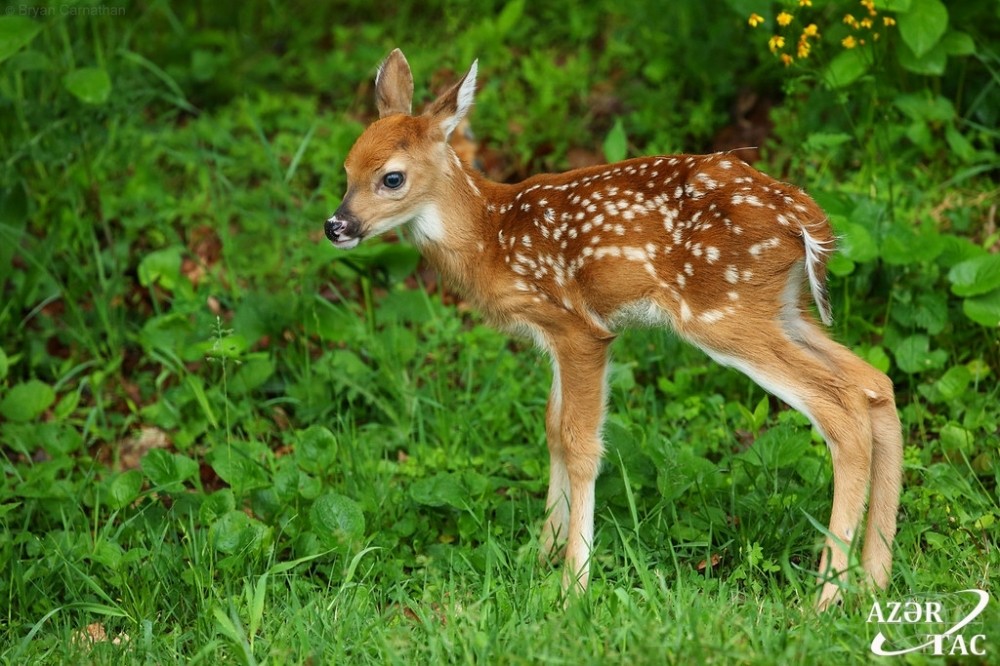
xmin=792 ymin=319 xmax=902 ymax=590
xmin=695 ymin=320 xmax=875 ymax=609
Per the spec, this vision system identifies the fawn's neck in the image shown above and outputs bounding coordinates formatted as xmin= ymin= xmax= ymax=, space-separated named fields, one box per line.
xmin=408 ymin=155 xmax=514 ymax=304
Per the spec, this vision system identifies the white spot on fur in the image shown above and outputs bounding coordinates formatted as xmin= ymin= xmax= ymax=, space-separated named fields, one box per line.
xmin=680 ymin=300 xmax=692 ymax=322
xmin=699 ymin=309 xmax=726 ymax=324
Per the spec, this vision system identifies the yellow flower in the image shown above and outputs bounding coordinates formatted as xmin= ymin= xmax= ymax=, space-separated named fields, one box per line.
xmin=768 ymin=35 xmax=786 ymax=53
xmin=799 ymin=0 xmax=812 ymax=6
xmin=883 ymin=16 xmax=897 ymax=26
xmin=861 ymin=0 xmax=876 ymax=15
xmin=844 ymin=14 xmax=859 ymax=29
xmin=803 ymin=23 xmax=819 ymax=38
xmin=777 ymin=11 xmax=793 ymax=26
xmin=797 ymin=39 xmax=811 ymax=58
xmin=842 ymin=35 xmax=857 ymax=49
xmin=860 ymin=17 xmax=873 ymax=28
xmin=748 ymin=13 xmax=765 ymax=27
xmin=781 ymin=53 xmax=794 ymax=66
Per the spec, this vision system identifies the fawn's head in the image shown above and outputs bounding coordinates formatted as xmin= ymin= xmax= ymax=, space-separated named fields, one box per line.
xmin=325 ymin=49 xmax=478 ymax=249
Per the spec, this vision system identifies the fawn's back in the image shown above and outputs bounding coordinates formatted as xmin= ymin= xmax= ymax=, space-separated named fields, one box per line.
xmin=483 ymin=153 xmax=834 ymax=339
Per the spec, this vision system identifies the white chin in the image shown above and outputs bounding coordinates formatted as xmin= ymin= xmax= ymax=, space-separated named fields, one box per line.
xmin=333 ymin=237 xmax=361 ymax=249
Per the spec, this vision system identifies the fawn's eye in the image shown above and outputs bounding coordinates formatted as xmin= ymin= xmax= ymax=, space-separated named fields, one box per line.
xmin=382 ymin=172 xmax=405 ymax=189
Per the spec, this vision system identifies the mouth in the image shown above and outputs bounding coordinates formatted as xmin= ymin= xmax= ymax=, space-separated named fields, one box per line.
xmin=331 ymin=236 xmax=361 ymax=250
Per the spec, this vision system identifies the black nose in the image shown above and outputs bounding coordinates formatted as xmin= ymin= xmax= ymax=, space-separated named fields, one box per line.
xmin=324 ymin=217 xmax=345 ymax=241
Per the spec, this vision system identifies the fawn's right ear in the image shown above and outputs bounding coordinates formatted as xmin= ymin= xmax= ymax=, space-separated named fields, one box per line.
xmin=423 ymin=58 xmax=478 ymax=141
xmin=375 ymin=48 xmax=414 ymax=118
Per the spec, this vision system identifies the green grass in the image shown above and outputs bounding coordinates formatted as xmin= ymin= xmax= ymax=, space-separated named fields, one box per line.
xmin=2 ymin=0 xmax=999 ymax=663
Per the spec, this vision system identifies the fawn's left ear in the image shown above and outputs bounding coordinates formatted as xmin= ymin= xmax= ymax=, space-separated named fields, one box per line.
xmin=424 ymin=59 xmax=478 ymax=140
xmin=375 ymin=49 xmax=414 ymax=118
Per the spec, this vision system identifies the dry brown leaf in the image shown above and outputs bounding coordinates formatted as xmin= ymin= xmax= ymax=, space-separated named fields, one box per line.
xmin=118 ymin=426 xmax=171 ymax=471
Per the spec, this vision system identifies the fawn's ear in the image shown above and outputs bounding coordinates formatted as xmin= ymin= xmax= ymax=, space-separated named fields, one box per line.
xmin=375 ymin=49 xmax=414 ymax=118
xmin=424 ymin=59 xmax=478 ymax=140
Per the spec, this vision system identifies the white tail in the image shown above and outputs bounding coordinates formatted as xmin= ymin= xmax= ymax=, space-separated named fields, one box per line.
xmin=324 ymin=49 xmax=903 ymax=609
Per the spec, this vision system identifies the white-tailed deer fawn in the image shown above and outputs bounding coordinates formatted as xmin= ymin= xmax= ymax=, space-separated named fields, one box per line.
xmin=324 ymin=49 xmax=903 ymax=609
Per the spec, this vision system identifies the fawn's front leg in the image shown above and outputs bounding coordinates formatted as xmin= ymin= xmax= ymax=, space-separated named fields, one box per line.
xmin=541 ymin=365 xmax=570 ymax=562
xmin=542 ymin=329 xmax=611 ymax=593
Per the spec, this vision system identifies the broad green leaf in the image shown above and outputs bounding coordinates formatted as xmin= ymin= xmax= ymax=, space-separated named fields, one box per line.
xmin=63 ymin=67 xmax=112 ymax=105
xmin=89 ymin=540 xmax=125 ymax=570
xmin=935 ymin=365 xmax=971 ymax=401
xmin=296 ymin=425 xmax=338 ymax=474
xmin=138 ymin=312 xmax=196 ymax=357
xmin=823 ymin=48 xmax=869 ymax=89
xmin=0 ymin=380 xmax=55 ymax=421
xmin=941 ymin=30 xmax=975 ymax=56
xmin=0 ymin=17 xmax=42 ymax=64
xmin=0 ymin=348 xmax=7 ymax=381
xmin=210 ymin=510 xmax=265 ymax=554
xmin=603 ymin=118 xmax=628 ymax=164
xmin=200 ymin=490 xmax=236 ymax=524
xmin=137 ymin=246 xmax=183 ymax=290
xmin=209 ymin=447 xmax=269 ymax=494
xmin=310 ymin=493 xmax=365 ymax=548
xmin=837 ymin=222 xmax=879 ymax=263
xmin=880 ymin=227 xmax=942 ymax=265
xmin=896 ymin=39 xmax=948 ymax=76
xmin=5 ymin=48 xmax=52 ymax=72
xmin=894 ymin=94 xmax=955 ymax=122
xmin=891 ymin=291 xmax=948 ymax=334
xmin=142 ymin=448 xmax=199 ymax=489
xmin=826 ymin=252 xmax=855 ymax=277
xmin=862 ymin=345 xmax=891 ymax=373
xmin=743 ymin=425 xmax=810 ymax=470
xmin=962 ymin=288 xmax=1000 ymax=327
xmin=939 ymin=423 xmax=973 ymax=451
xmin=892 ymin=335 xmax=947 ymax=374
xmin=107 ymin=470 xmax=144 ymax=510
xmin=205 ymin=334 xmax=249 ymax=361
xmin=898 ymin=0 xmax=948 ymax=58
xmin=948 ymin=255 xmax=1000 ymax=297
xmin=229 ymin=356 xmax=275 ymax=394
xmin=410 ymin=472 xmax=468 ymax=509
xmin=936 ymin=234 xmax=984 ymax=268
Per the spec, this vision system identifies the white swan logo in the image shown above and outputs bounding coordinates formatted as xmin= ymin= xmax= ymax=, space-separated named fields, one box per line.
xmin=869 ymin=589 xmax=990 ymax=657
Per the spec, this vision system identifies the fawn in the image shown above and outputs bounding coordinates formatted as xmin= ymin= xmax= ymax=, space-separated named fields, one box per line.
xmin=324 ymin=49 xmax=903 ymax=609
